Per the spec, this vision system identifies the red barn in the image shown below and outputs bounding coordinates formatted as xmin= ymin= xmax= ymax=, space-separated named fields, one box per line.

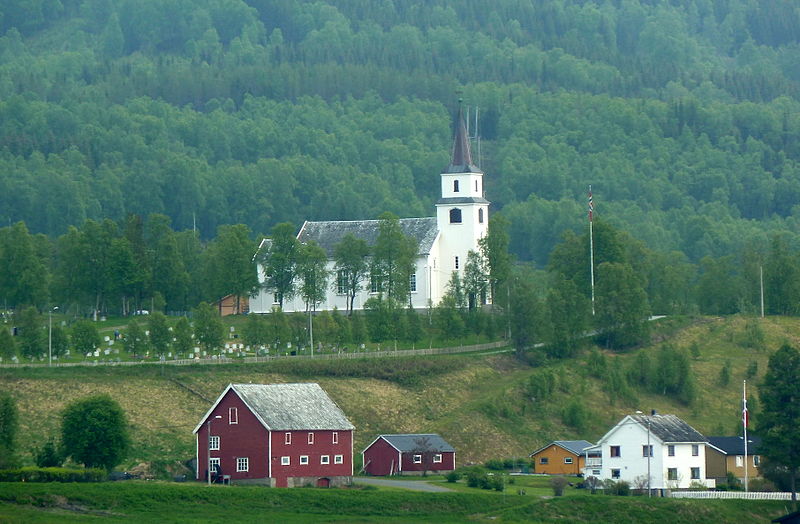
xmin=362 ymin=434 xmax=456 ymax=476
xmin=194 ymin=383 xmax=355 ymax=487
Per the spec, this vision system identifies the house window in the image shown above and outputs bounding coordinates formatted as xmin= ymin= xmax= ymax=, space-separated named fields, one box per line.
xmin=610 ymin=446 xmax=621 ymax=458
xmin=237 ymin=457 xmax=249 ymax=472
xmin=433 ymin=454 xmax=443 ymax=463
xmin=413 ymin=454 xmax=422 ymax=464
xmin=691 ymin=444 xmax=699 ymax=456
xmin=285 ymin=432 xmax=291 ymax=445
xmin=564 ymin=457 xmax=573 ymax=464
xmin=736 ymin=456 xmax=743 ymax=467
xmin=209 ymin=436 xmax=220 ymax=451
xmin=667 ymin=468 xmax=678 ymax=480
xmin=642 ymin=445 xmax=653 ymax=457
xmin=592 ymin=469 xmax=600 ymax=476
xmin=409 ymin=273 xmax=417 ymax=292
xmin=611 ymin=469 xmax=620 ymax=479
xmin=332 ymin=432 xmax=338 ymax=445
xmin=454 ymin=256 xmax=459 ymax=269
xmin=449 ymin=208 xmax=462 ymax=224
xmin=337 ymin=270 xmax=347 ymax=295
xmin=281 ymin=456 xmax=290 ymax=466
xmin=308 ymin=432 xmax=314 ymax=445
xmin=478 ymin=208 xmax=484 ymax=223
xmin=229 ymin=407 xmax=238 ymax=424
xmin=754 ymin=455 xmax=760 ymax=466
xmin=691 ymin=467 xmax=700 ymax=480
xmin=540 ymin=457 xmax=549 ymax=465
xmin=668 ymin=445 xmax=675 ymax=457
xmin=334 ymin=455 xmax=344 ymax=464
xmin=300 ymin=455 xmax=309 ymax=465
xmin=321 ymin=455 xmax=330 ymax=465
xmin=454 ymin=180 xmax=460 ymax=192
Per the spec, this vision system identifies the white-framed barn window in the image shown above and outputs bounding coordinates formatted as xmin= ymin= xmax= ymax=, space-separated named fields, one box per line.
xmin=308 ymin=432 xmax=314 ymax=445
xmin=229 ymin=407 xmax=238 ymax=424
xmin=300 ymin=455 xmax=309 ymax=465
xmin=334 ymin=455 xmax=344 ymax=464
xmin=332 ymin=432 xmax=338 ymax=444
xmin=433 ymin=454 xmax=442 ymax=463
xmin=237 ymin=457 xmax=249 ymax=472
xmin=209 ymin=436 xmax=220 ymax=450
xmin=281 ymin=456 xmax=290 ymax=466
xmin=285 ymin=432 xmax=291 ymax=445
xmin=413 ymin=454 xmax=422 ymax=464
xmin=320 ymin=455 xmax=330 ymax=465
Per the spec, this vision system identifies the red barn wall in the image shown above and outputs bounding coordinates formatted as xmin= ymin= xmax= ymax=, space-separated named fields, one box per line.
xmin=400 ymin=450 xmax=456 ymax=473
xmin=363 ymin=438 xmax=401 ymax=476
xmin=269 ymin=429 xmax=353 ymax=487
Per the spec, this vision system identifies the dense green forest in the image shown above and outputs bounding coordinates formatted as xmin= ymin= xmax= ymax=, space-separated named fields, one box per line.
xmin=2 ymin=0 xmax=800 ymax=317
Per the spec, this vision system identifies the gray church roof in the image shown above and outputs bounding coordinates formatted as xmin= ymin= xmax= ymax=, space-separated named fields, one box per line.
xmin=444 ymin=104 xmax=482 ymax=174
xmin=231 ymin=383 xmax=354 ymax=431
xmin=377 ymin=434 xmax=455 ymax=453
xmin=436 ymin=196 xmax=490 ymax=205
xmin=630 ymin=414 xmax=707 ymax=443
xmin=297 ymin=217 xmax=439 ymax=257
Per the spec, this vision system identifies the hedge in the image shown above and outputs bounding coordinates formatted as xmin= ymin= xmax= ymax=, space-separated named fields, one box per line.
xmin=0 ymin=467 xmax=106 ymax=482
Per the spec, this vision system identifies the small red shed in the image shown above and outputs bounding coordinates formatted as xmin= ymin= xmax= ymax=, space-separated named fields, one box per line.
xmin=362 ymin=434 xmax=456 ymax=476
xmin=194 ymin=383 xmax=355 ymax=487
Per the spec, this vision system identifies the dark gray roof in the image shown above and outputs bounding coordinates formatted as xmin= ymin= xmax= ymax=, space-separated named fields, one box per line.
xmin=530 ymin=440 xmax=595 ymax=457
xmin=379 ymin=434 xmax=455 ymax=453
xmin=630 ymin=414 xmax=707 ymax=443
xmin=707 ymin=436 xmax=762 ymax=455
xmin=297 ymin=217 xmax=438 ymax=256
xmin=436 ymin=196 xmax=490 ymax=205
xmin=444 ymin=104 xmax=482 ymax=174
xmin=232 ymin=383 xmax=354 ymax=431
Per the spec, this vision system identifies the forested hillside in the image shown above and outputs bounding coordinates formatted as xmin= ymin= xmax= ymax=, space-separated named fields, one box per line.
xmin=2 ymin=0 xmax=800 ymax=313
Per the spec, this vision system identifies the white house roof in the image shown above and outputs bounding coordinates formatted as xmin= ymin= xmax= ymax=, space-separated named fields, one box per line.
xmin=194 ymin=383 xmax=354 ymax=433
xmin=365 ymin=434 xmax=455 ymax=453
xmin=296 ymin=217 xmax=439 ymax=257
xmin=629 ymin=414 xmax=707 ymax=443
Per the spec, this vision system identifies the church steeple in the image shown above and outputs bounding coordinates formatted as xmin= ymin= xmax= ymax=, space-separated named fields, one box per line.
xmin=446 ymin=102 xmax=481 ymax=174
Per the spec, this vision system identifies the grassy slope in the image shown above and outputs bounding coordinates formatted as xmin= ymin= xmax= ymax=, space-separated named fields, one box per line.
xmin=1 ymin=315 xmax=795 ymax=476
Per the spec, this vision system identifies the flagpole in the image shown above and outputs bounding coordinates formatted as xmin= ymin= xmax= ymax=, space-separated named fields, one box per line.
xmin=589 ymin=186 xmax=595 ymax=316
xmin=743 ymin=379 xmax=749 ymax=492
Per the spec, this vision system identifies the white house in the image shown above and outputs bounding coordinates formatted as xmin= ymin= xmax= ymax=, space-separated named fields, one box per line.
xmin=250 ymin=106 xmax=490 ymax=314
xmin=583 ymin=413 xmax=715 ymax=490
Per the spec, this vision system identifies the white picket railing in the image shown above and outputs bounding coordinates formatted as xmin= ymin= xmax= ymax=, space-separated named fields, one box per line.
xmin=671 ymin=491 xmax=797 ymax=500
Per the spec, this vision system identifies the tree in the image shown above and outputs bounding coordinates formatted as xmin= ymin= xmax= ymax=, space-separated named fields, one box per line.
xmin=758 ymin=344 xmax=800 ymax=507
xmin=333 ymin=233 xmax=370 ymax=315
xmin=242 ymin=313 xmax=269 ymax=348
xmin=34 ymin=440 xmax=63 ymax=468
xmin=462 ymin=250 xmax=488 ymax=309
xmin=61 ymin=395 xmax=129 ymax=470
xmin=479 ymin=213 xmax=511 ymax=303
xmin=17 ymin=306 xmax=44 ymax=359
xmin=297 ymin=241 xmax=329 ymax=313
xmin=148 ymin=311 xmax=171 ymax=357
xmin=0 ymin=326 xmax=17 ymax=361
xmin=123 ymin=318 xmax=148 ymax=358
xmin=71 ymin=320 xmax=101 ymax=355
xmin=372 ymin=212 xmax=417 ymax=302
xmin=509 ymin=268 xmax=541 ymax=357
xmin=203 ymin=224 xmax=258 ymax=314
xmin=0 ymin=222 xmax=48 ymax=308
xmin=544 ymin=276 xmax=590 ymax=358
xmin=193 ymin=301 xmax=224 ymax=353
xmin=594 ymin=262 xmax=650 ymax=350
xmin=261 ymin=222 xmax=299 ymax=308
xmin=50 ymin=324 xmax=69 ymax=358
xmin=0 ymin=392 xmax=19 ymax=468
xmin=172 ymin=316 xmax=194 ymax=356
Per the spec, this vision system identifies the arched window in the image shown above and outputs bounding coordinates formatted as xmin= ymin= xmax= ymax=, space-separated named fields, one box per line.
xmin=478 ymin=208 xmax=484 ymax=223
xmin=453 ymin=180 xmax=460 ymax=192
xmin=475 ymin=180 xmax=479 ymax=192
xmin=449 ymin=208 xmax=462 ymax=223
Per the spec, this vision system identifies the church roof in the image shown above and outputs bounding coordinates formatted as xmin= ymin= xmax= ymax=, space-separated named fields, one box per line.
xmin=297 ymin=217 xmax=439 ymax=257
xmin=444 ymin=104 xmax=482 ymax=174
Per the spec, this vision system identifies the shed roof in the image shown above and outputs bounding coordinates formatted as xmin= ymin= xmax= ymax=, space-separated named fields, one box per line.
xmin=707 ymin=436 xmax=762 ymax=456
xmin=629 ymin=414 xmax=707 ymax=443
xmin=374 ymin=434 xmax=455 ymax=453
xmin=195 ymin=383 xmax=354 ymax=433
xmin=297 ymin=217 xmax=439 ymax=257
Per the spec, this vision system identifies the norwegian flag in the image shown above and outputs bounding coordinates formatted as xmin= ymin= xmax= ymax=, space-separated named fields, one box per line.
xmin=588 ymin=187 xmax=594 ymax=222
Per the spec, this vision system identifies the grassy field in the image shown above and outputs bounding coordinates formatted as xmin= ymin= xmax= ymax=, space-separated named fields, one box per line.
xmin=0 ymin=481 xmax=790 ymax=523
xmin=1 ymin=315 xmax=797 ymax=479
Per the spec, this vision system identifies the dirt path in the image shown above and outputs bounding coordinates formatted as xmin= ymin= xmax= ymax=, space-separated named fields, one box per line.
xmin=354 ymin=477 xmax=453 ymax=492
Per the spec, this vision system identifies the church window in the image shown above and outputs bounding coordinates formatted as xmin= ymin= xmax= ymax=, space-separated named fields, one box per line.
xmin=475 ymin=180 xmax=479 ymax=192
xmin=455 ymin=256 xmax=459 ymax=269
xmin=370 ymin=268 xmax=382 ymax=293
xmin=478 ymin=208 xmax=484 ymax=223
xmin=453 ymin=180 xmax=459 ymax=192
xmin=409 ymin=273 xmax=417 ymax=292
xmin=336 ymin=270 xmax=347 ymax=295
xmin=449 ymin=208 xmax=462 ymax=223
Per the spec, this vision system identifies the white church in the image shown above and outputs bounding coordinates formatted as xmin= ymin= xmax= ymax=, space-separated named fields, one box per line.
xmin=249 ymin=107 xmax=490 ymax=314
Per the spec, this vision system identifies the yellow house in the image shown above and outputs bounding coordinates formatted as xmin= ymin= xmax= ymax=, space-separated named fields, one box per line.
xmin=706 ymin=436 xmax=762 ymax=484
xmin=530 ymin=440 xmax=595 ymax=476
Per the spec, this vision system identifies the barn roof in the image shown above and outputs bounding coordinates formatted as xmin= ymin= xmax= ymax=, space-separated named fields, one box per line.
xmin=297 ymin=217 xmax=439 ymax=257
xmin=707 ymin=436 xmax=762 ymax=455
xmin=372 ymin=434 xmax=455 ymax=453
xmin=629 ymin=414 xmax=707 ymax=443
xmin=530 ymin=440 xmax=595 ymax=457
xmin=195 ymin=383 xmax=354 ymax=432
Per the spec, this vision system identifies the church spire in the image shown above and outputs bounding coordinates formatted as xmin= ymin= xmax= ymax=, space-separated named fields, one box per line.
xmin=445 ymin=100 xmax=481 ymax=174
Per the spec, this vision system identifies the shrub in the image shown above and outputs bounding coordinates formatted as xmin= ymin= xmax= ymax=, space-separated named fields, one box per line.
xmin=603 ymin=479 xmax=630 ymax=496
xmin=444 ymin=471 xmax=461 ymax=483
xmin=33 ymin=441 xmax=63 ymax=468
xmin=490 ymin=474 xmax=505 ymax=492
xmin=484 ymin=459 xmax=504 ymax=471
xmin=0 ymin=467 xmax=105 ymax=482
xmin=551 ymin=476 xmax=568 ymax=496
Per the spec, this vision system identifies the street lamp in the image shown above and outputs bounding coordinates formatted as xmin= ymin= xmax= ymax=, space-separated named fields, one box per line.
xmin=636 ymin=410 xmax=651 ymax=497
xmin=207 ymin=415 xmax=222 ymax=485
xmin=48 ymin=306 xmax=58 ymax=367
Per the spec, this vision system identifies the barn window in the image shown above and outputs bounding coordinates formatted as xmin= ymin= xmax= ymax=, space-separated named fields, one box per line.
xmin=449 ymin=208 xmax=462 ymax=224
xmin=334 ymin=455 xmax=343 ymax=464
xmin=453 ymin=180 xmax=460 ymax=192
xmin=281 ymin=456 xmax=290 ymax=466
xmin=321 ymin=455 xmax=330 ymax=465
xmin=413 ymin=454 xmax=422 ymax=464
xmin=564 ymin=457 xmax=573 ymax=464
xmin=433 ymin=454 xmax=442 ymax=463
xmin=209 ymin=458 xmax=220 ymax=471
xmin=300 ymin=455 xmax=309 ymax=465
xmin=209 ymin=436 xmax=220 ymax=451
xmin=285 ymin=432 xmax=291 ymax=445
xmin=478 ymin=208 xmax=484 ymax=223
xmin=229 ymin=407 xmax=238 ymax=424
xmin=237 ymin=457 xmax=249 ymax=472
xmin=308 ymin=432 xmax=314 ymax=445
xmin=332 ymin=432 xmax=339 ymax=444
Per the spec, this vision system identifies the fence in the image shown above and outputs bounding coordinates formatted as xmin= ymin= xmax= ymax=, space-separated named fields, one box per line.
xmin=0 ymin=341 xmax=509 ymax=368
xmin=671 ymin=491 xmax=797 ymax=500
